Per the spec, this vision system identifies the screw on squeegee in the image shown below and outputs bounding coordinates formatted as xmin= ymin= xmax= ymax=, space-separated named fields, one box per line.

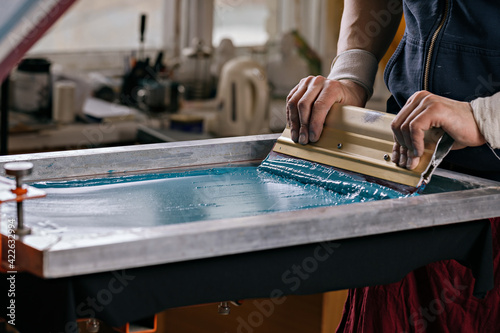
xmin=337 ymin=143 xmax=343 ymax=149
xmin=86 ymin=318 xmax=100 ymax=332
xmin=384 ymin=154 xmax=390 ymax=161
xmin=4 ymin=162 xmax=33 ymax=236
xmin=218 ymin=301 xmax=231 ymax=315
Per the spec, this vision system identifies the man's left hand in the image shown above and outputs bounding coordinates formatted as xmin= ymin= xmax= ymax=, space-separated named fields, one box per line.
xmin=391 ymin=91 xmax=486 ymax=170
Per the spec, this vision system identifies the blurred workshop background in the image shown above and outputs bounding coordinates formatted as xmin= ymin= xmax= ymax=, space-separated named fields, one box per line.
xmin=2 ymin=0 xmax=397 ymax=156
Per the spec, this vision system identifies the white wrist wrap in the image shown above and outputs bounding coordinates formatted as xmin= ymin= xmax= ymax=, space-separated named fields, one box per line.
xmin=328 ymin=49 xmax=378 ymax=98
xmin=470 ymin=93 xmax=500 ymax=149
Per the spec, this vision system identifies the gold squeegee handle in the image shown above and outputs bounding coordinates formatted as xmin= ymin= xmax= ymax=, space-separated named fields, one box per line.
xmin=273 ymin=104 xmax=443 ymax=188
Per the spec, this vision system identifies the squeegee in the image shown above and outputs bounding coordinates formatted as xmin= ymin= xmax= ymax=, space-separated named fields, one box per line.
xmin=270 ymin=104 xmax=454 ymax=192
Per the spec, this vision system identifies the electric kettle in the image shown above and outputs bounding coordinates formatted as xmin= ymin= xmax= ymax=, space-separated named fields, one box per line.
xmin=214 ymin=57 xmax=269 ymax=136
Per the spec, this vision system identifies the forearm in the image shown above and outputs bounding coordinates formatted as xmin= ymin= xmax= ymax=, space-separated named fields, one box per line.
xmin=338 ymin=0 xmax=403 ymax=60
xmin=285 ymin=0 xmax=403 ymax=145
xmin=330 ymin=0 xmax=402 ymax=101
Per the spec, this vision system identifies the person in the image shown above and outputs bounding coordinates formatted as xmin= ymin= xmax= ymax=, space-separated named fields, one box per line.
xmin=286 ymin=0 xmax=500 ymax=331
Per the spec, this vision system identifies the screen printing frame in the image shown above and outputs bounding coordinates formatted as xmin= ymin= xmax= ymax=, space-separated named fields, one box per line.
xmin=1 ymin=134 xmax=500 ymax=278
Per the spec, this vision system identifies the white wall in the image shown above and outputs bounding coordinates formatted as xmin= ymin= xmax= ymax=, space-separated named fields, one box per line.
xmin=26 ymin=0 xmax=345 ymax=77
xmin=29 ymin=0 xmax=164 ymax=53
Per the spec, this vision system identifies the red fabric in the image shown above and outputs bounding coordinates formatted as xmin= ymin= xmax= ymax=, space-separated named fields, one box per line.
xmin=337 ymin=218 xmax=500 ymax=333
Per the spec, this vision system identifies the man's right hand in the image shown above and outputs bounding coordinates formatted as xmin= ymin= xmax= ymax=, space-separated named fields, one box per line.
xmin=286 ymin=76 xmax=368 ymax=145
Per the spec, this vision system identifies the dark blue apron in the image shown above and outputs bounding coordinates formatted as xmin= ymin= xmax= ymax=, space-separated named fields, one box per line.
xmin=384 ymin=0 xmax=500 ymax=180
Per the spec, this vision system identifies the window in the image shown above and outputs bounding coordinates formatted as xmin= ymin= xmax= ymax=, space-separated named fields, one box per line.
xmin=24 ymin=0 xmax=333 ymax=75
xmin=30 ymin=0 xmax=164 ymax=53
xmin=213 ymin=0 xmax=271 ymax=47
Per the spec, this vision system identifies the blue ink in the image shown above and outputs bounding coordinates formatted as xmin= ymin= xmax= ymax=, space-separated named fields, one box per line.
xmin=258 ymin=154 xmax=411 ymax=200
xmin=3 ymin=158 xmax=417 ymax=231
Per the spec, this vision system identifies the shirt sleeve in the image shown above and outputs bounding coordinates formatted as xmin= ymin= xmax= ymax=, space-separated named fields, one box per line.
xmin=328 ymin=49 xmax=378 ymax=99
xmin=470 ymin=92 xmax=500 ymax=149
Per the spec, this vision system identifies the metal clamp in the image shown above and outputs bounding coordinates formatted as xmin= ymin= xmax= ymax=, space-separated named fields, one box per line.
xmin=218 ymin=300 xmax=243 ymax=315
xmin=4 ymin=162 xmax=34 ymax=235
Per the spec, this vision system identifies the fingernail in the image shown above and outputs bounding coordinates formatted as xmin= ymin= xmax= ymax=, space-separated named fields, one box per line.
xmin=399 ymin=153 xmax=406 ymax=167
xmin=309 ymin=131 xmax=316 ymax=142
xmin=299 ymin=133 xmax=306 ymax=145
xmin=406 ymin=156 xmax=413 ymax=169
xmin=392 ymin=151 xmax=398 ymax=163
xmin=414 ymin=149 xmax=419 ymax=157
xmin=291 ymin=130 xmax=298 ymax=142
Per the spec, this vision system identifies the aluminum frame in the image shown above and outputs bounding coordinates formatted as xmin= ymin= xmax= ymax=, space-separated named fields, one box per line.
xmin=1 ymin=134 xmax=500 ymax=278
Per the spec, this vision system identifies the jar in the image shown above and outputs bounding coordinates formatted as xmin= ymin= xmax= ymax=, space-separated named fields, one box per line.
xmin=13 ymin=58 xmax=52 ymax=119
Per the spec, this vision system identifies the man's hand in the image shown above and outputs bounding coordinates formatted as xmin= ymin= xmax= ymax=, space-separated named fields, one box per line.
xmin=391 ymin=91 xmax=486 ymax=170
xmin=286 ymin=76 xmax=367 ymax=145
